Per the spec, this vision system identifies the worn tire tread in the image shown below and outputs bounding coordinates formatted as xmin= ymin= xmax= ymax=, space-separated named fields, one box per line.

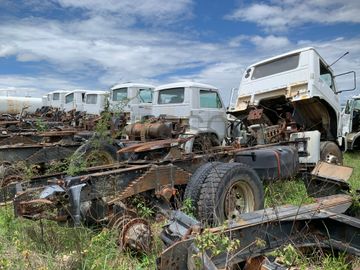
xmin=183 ymin=162 xmax=221 ymax=213
xmin=198 ymin=162 xmax=264 ymax=225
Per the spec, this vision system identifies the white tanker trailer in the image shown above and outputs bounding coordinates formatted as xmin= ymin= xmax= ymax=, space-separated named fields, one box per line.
xmin=0 ymin=96 xmax=42 ymax=114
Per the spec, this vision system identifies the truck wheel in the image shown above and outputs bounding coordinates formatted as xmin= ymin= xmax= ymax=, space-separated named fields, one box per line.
xmin=197 ymin=163 xmax=264 ymax=225
xmin=320 ymin=141 xmax=343 ymax=165
xmin=183 ymin=162 xmax=221 ymax=215
xmin=72 ymin=140 xmax=118 ymax=167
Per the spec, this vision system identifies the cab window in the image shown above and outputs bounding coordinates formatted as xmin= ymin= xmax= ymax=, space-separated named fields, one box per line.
xmin=200 ymin=90 xmax=223 ymax=108
xmin=320 ymin=61 xmax=335 ymax=91
xmin=158 ymin=88 xmax=184 ymax=104
xmin=53 ymin=93 xmax=60 ymax=101
xmin=86 ymin=94 xmax=98 ymax=104
xmin=138 ymin=88 xmax=153 ymax=103
xmin=252 ymin=54 xmax=299 ymax=80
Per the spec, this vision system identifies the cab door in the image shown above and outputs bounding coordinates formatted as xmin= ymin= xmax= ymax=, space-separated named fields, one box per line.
xmin=191 ymin=89 xmax=227 ymax=141
xmin=342 ymin=99 xmax=353 ymax=135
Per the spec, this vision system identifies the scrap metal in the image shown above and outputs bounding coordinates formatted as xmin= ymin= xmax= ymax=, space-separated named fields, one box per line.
xmin=157 ymin=194 xmax=359 ymax=270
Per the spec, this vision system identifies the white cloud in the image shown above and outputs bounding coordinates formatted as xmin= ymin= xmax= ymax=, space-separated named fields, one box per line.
xmin=226 ymin=0 xmax=360 ymax=32
xmin=168 ymin=62 xmax=245 ymax=104
xmin=0 ymin=44 xmax=17 ymax=57
xmin=54 ymin=0 xmax=193 ymax=24
xmin=0 ymin=1 xmax=359 ymax=105
xmin=0 ymin=15 xmax=240 ymax=95
xmin=0 ymin=75 xmax=84 ymax=97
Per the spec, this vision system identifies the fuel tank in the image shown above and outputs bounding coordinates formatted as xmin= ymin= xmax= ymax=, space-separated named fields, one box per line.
xmin=125 ymin=122 xmax=172 ymax=140
xmin=0 ymin=96 xmax=43 ymax=114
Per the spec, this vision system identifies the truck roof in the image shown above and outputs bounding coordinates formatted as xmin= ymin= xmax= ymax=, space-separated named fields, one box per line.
xmin=110 ymin=83 xmax=155 ymax=90
xmin=85 ymin=90 xmax=108 ymax=95
xmin=155 ymin=81 xmax=218 ymax=91
xmin=65 ymin=89 xmax=88 ymax=95
xmin=48 ymin=90 xmax=69 ymax=94
xmin=248 ymin=47 xmax=332 ymax=68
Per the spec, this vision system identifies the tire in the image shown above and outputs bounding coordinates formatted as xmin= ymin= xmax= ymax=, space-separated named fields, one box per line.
xmin=183 ymin=162 xmax=221 ymax=215
xmin=72 ymin=140 xmax=118 ymax=167
xmin=320 ymin=141 xmax=343 ymax=165
xmin=198 ymin=162 xmax=264 ymax=225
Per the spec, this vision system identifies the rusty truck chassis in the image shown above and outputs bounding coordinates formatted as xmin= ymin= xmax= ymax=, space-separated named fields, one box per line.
xmin=157 ymin=194 xmax=360 ymax=270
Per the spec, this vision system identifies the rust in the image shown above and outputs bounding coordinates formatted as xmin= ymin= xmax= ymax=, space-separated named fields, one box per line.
xmin=156 ymin=186 xmax=177 ymax=201
xmin=108 ymin=165 xmax=191 ymax=204
xmin=118 ymin=137 xmax=191 ymax=154
xmin=17 ymin=198 xmax=54 ymax=216
xmin=125 ymin=121 xmax=172 ymax=141
xmin=120 ymin=218 xmax=152 ymax=252
xmin=247 ymin=108 xmax=264 ymax=121
xmin=311 ymin=161 xmax=353 ymax=182
xmin=244 ymin=256 xmax=266 ymax=270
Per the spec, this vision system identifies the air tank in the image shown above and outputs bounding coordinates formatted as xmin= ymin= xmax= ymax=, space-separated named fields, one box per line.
xmin=0 ymin=96 xmax=43 ymax=114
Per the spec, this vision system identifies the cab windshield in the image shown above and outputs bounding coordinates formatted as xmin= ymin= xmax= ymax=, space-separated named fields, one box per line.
xmin=139 ymin=88 xmax=153 ymax=103
xmin=65 ymin=93 xmax=74 ymax=103
xmin=112 ymin=88 xmax=128 ymax=101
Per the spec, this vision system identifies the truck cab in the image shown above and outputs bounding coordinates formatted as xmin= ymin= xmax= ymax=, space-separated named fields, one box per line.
xmin=109 ymin=83 xmax=154 ymax=123
xmin=48 ymin=90 xmax=69 ymax=109
xmin=228 ymin=47 xmax=352 ymax=164
xmin=152 ymin=82 xmax=227 ymax=150
xmin=83 ymin=91 xmax=108 ymax=115
xmin=64 ymin=90 xmax=87 ymax=112
xmin=342 ymin=96 xmax=360 ymax=150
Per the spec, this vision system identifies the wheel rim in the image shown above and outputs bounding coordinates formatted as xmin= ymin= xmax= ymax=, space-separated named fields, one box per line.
xmin=85 ymin=150 xmax=115 ymax=166
xmin=325 ymin=153 xmax=339 ymax=164
xmin=224 ymin=180 xmax=255 ymax=220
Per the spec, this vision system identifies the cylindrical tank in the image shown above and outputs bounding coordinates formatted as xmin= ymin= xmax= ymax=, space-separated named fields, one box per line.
xmin=125 ymin=122 xmax=172 ymax=140
xmin=0 ymin=96 xmax=43 ymax=114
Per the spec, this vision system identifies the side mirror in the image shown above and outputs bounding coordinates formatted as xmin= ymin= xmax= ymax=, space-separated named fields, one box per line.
xmin=335 ymin=71 xmax=356 ymax=93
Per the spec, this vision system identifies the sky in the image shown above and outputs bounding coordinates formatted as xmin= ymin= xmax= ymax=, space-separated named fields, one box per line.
xmin=0 ymin=0 xmax=359 ymax=104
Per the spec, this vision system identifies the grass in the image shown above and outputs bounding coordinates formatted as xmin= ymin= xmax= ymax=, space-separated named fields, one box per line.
xmin=0 ymin=152 xmax=359 ymax=269
xmin=344 ymin=151 xmax=360 ymax=190
xmin=0 ymin=206 xmax=163 ymax=269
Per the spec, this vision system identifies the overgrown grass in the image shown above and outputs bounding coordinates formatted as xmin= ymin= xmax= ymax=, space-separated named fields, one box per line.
xmin=344 ymin=151 xmax=360 ymax=190
xmin=264 ymin=178 xmax=314 ymax=207
xmin=264 ymin=152 xmax=360 ymax=208
xmin=0 ymin=206 xmax=163 ymax=269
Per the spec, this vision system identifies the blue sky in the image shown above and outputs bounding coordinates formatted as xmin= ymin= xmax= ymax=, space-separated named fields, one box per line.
xmin=0 ymin=0 xmax=359 ymax=103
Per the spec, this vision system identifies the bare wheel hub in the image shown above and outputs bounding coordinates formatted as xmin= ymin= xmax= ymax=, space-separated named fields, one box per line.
xmin=224 ymin=181 xmax=255 ymax=220
xmin=325 ymin=153 xmax=339 ymax=164
xmin=112 ymin=215 xmax=152 ymax=253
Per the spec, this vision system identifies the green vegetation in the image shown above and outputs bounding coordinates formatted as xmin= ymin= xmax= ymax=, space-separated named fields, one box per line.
xmin=34 ymin=119 xmax=49 ymax=132
xmin=264 ymin=178 xmax=314 ymax=207
xmin=271 ymin=244 xmax=352 ymax=270
xmin=0 ymin=206 xmax=162 ymax=269
xmin=344 ymin=151 xmax=360 ymax=190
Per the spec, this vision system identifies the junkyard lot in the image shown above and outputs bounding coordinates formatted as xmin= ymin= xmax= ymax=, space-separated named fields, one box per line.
xmin=0 ymin=152 xmax=359 ymax=270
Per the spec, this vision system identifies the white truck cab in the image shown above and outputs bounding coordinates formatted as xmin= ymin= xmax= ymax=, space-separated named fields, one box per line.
xmin=64 ymin=90 xmax=87 ymax=112
xmin=228 ymin=47 xmax=355 ymax=164
xmin=83 ymin=91 xmax=108 ymax=115
xmin=42 ymin=95 xmax=48 ymax=107
xmin=47 ymin=90 xmax=69 ymax=109
xmin=109 ymin=83 xmax=155 ymax=123
xmin=152 ymin=82 xmax=227 ymax=146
